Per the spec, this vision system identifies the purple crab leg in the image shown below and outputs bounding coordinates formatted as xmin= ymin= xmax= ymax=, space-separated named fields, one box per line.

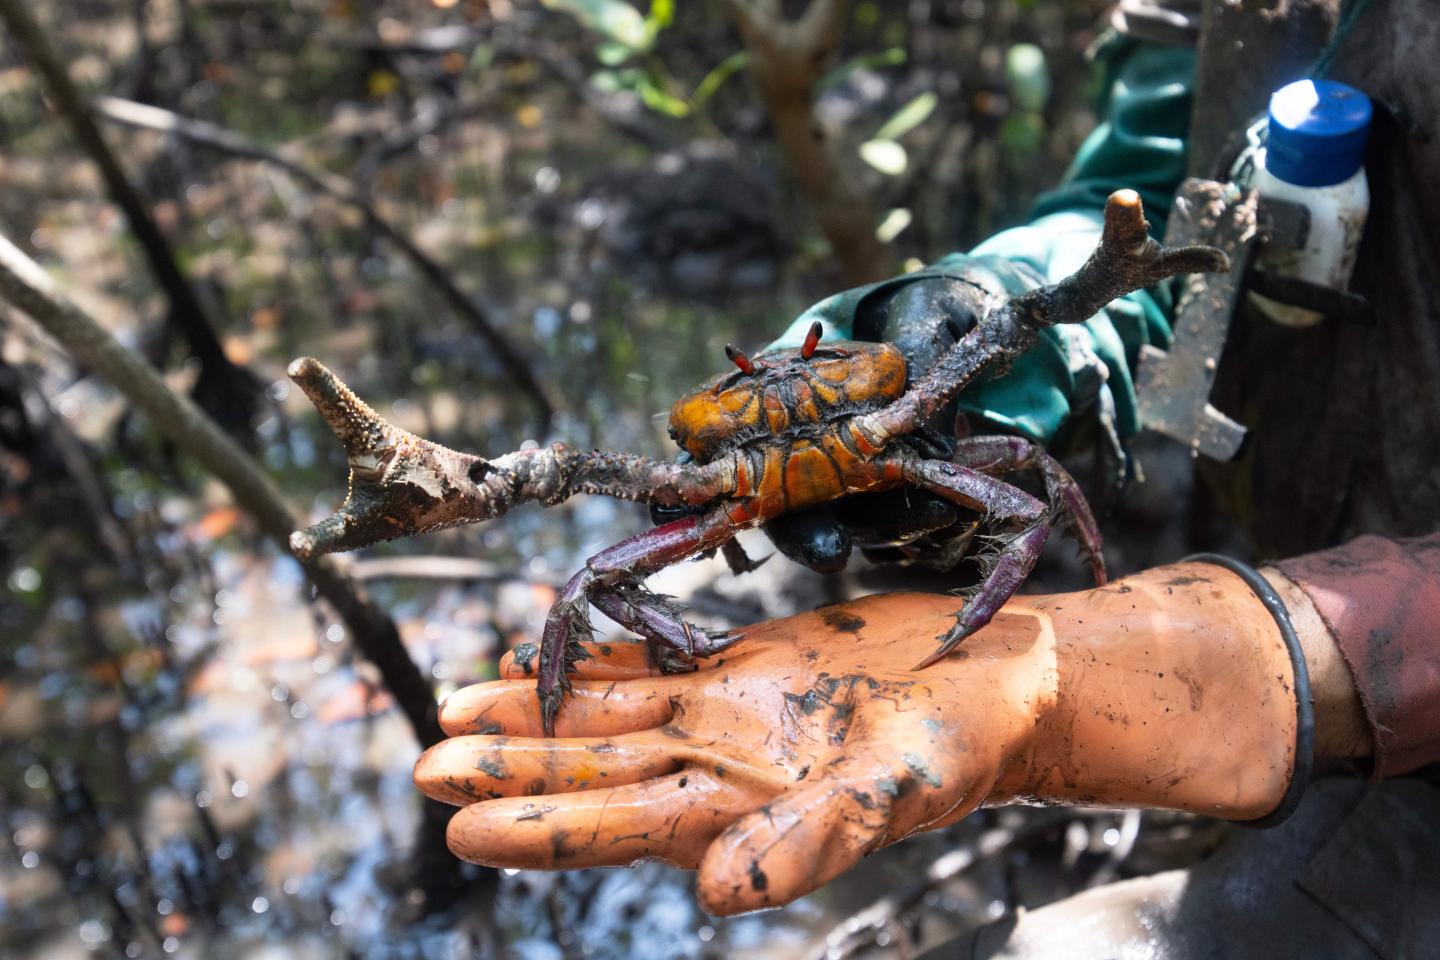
xmin=951 ymin=435 xmax=1107 ymax=587
xmin=537 ymin=509 xmax=737 ymax=734
xmin=591 ymin=585 xmax=744 ymax=661
xmin=891 ymin=453 xmax=1050 ymax=669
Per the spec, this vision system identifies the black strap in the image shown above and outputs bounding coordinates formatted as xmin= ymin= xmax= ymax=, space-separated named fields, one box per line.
xmin=1184 ymin=553 xmax=1315 ymax=828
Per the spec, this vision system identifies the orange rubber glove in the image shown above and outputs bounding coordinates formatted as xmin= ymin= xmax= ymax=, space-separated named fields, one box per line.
xmin=415 ymin=562 xmax=1304 ymax=915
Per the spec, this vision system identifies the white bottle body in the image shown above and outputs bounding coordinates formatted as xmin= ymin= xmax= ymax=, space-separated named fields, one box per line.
xmin=1250 ymin=147 xmax=1370 ymax=328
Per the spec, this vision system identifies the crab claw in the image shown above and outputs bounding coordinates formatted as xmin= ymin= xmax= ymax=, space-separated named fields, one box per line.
xmin=287 ymin=357 xmax=494 ymax=561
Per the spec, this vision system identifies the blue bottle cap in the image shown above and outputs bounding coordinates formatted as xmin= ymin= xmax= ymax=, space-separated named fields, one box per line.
xmin=1266 ymin=79 xmax=1372 ymax=187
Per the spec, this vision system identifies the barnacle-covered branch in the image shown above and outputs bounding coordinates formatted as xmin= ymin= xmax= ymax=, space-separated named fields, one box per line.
xmin=287 ymin=359 xmax=733 ymax=561
xmin=1018 ymin=188 xmax=1231 ymax=328
xmin=859 ymin=190 xmax=1230 ymax=443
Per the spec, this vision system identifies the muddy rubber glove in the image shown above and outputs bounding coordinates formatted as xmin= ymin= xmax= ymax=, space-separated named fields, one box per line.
xmin=416 ymin=560 xmax=1303 ymax=915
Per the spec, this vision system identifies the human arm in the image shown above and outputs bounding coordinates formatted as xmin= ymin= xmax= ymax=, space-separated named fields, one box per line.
xmin=414 ymin=549 xmax=1394 ymax=915
xmin=1262 ymin=565 xmax=1373 ymax=768
xmin=1273 ymin=534 xmax=1440 ymax=778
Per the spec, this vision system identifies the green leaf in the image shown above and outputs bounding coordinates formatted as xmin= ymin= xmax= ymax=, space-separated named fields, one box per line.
xmin=875 ymin=207 xmax=913 ymax=243
xmin=691 ymin=50 xmax=749 ymax=110
xmin=873 ymin=91 xmax=937 ymax=141
xmin=1005 ymin=43 xmax=1051 ymax=113
xmin=589 ymin=69 xmax=625 ymax=93
xmin=858 ymin=139 xmax=907 ymax=175
xmin=468 ymin=43 xmax=495 ymax=72
xmin=999 ymin=113 xmax=1046 ymax=156
xmin=542 ymin=0 xmax=651 ymax=52
xmin=644 ymin=0 xmax=675 ymax=34
xmin=817 ymin=47 xmax=906 ymax=92
xmin=596 ymin=41 xmax=633 ymax=66
xmin=637 ymin=73 xmax=690 ymax=117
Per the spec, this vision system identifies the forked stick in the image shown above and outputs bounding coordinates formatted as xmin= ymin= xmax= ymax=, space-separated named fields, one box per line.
xmin=290 ymin=191 xmax=1226 ymax=561
xmin=286 ymin=358 xmax=733 ymax=561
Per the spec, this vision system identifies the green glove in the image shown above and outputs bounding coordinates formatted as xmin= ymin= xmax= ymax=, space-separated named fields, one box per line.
xmin=768 ymin=37 xmax=1197 ymax=451
xmin=760 ymin=37 xmax=1198 ymax=573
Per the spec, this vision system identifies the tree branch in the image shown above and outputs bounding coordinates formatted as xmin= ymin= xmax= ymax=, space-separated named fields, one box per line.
xmin=859 ymin=190 xmax=1230 ymax=443
xmin=92 ymin=96 xmax=558 ymax=430
xmin=285 ymin=192 xmax=1226 ymax=562
xmin=351 ymin=555 xmax=560 ymax=586
xmin=284 ymin=357 xmax=732 ymax=561
xmin=0 ymin=234 xmax=444 ymax=750
xmin=725 ymin=0 xmax=894 ymax=285
xmin=0 ymin=0 xmax=260 ymax=437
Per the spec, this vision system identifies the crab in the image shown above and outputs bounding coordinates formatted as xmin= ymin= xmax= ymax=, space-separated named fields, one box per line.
xmin=287 ymin=191 xmax=1227 ymax=734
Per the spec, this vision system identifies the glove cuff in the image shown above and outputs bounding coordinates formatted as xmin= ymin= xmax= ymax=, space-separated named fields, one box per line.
xmin=1185 ymin=553 xmax=1315 ymax=827
xmin=999 ymin=561 xmax=1304 ymax=820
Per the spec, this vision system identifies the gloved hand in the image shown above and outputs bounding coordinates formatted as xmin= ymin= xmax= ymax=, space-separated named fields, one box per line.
xmin=415 ymin=560 xmax=1302 ymax=915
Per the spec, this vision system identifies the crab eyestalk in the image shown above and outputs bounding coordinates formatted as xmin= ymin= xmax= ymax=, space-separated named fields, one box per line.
xmin=725 ymin=344 xmax=755 ymax=375
xmin=800 ymin=320 xmax=823 ymax=359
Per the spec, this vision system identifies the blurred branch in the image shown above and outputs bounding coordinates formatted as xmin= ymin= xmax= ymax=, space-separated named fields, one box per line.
xmin=0 ymin=0 xmax=260 ymax=439
xmin=726 ymin=0 xmax=895 ymax=284
xmin=521 ymin=39 xmax=679 ymax=150
xmin=355 ymin=92 xmax=457 ymax=183
xmin=352 ymin=554 xmax=562 ymax=586
xmin=7 ymin=358 xmax=138 ymax=571
xmin=0 ymin=234 xmax=445 ymax=751
xmin=92 ymin=96 xmax=558 ymax=431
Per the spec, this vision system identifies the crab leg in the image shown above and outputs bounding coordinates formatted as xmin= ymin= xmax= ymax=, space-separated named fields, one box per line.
xmin=591 ymin=585 xmax=744 ymax=664
xmin=890 ymin=453 xmax=1050 ymax=669
xmin=951 ymin=435 xmax=1107 ymax=587
xmin=538 ymin=509 xmax=739 ymax=734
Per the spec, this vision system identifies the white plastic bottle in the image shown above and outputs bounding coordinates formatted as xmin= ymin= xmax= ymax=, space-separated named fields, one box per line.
xmin=1250 ymin=79 xmax=1372 ymax=328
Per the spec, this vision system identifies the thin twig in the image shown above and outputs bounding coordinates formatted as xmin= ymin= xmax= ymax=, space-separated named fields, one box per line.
xmin=93 ymin=96 xmax=558 ymax=429
xmin=0 ymin=0 xmax=260 ymax=436
xmin=0 ymin=234 xmax=444 ymax=750
xmin=10 ymin=358 xmax=138 ymax=571
xmin=351 ymin=554 xmax=562 ymax=587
